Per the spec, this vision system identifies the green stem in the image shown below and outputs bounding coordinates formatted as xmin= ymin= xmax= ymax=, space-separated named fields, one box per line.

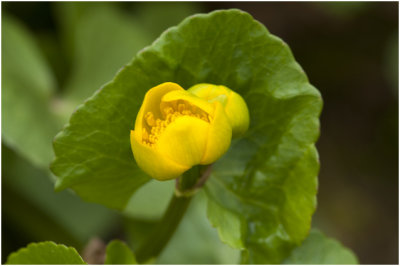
xmin=135 ymin=166 xmax=212 ymax=263
xmin=135 ymin=195 xmax=192 ymax=263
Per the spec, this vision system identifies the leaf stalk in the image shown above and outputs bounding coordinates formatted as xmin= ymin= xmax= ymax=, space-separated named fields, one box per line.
xmin=135 ymin=165 xmax=212 ymax=263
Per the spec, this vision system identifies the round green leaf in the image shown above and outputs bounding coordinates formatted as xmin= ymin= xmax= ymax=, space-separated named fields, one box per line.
xmin=6 ymin=241 xmax=86 ymax=264
xmin=51 ymin=13 xmax=321 ymax=266
xmin=199 ymin=10 xmax=322 ymax=263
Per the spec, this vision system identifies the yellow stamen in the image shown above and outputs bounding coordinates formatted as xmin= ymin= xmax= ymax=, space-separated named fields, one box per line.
xmin=145 ymin=112 xmax=156 ymax=127
xmin=142 ymin=128 xmax=149 ymax=141
xmin=163 ymin=107 xmax=174 ymax=115
xmin=178 ymin=103 xmax=185 ymax=113
xmin=142 ymin=101 xmax=211 ymax=146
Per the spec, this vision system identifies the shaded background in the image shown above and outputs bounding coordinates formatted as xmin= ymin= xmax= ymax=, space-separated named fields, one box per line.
xmin=2 ymin=2 xmax=398 ymax=264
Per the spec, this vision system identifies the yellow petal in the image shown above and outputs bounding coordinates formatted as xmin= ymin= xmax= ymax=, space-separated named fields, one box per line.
xmin=135 ymin=82 xmax=184 ymax=140
xmin=160 ymin=89 xmax=214 ymax=115
xmin=201 ymin=102 xmax=232 ymax=164
xmin=156 ymin=116 xmax=209 ymax=167
xmin=131 ymin=82 xmax=237 ymax=181
xmin=188 ymin=83 xmax=227 ymax=100
xmin=188 ymin=83 xmax=249 ymax=137
xmin=130 ymin=130 xmax=189 ymax=180
xmin=224 ymin=90 xmax=249 ymax=137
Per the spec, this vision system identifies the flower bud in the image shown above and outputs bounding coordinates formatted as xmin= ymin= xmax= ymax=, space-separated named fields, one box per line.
xmin=130 ymin=82 xmax=232 ymax=181
xmin=188 ymin=84 xmax=249 ymax=137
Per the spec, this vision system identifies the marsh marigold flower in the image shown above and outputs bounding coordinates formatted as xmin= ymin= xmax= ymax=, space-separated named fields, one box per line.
xmin=130 ymin=82 xmax=232 ymax=180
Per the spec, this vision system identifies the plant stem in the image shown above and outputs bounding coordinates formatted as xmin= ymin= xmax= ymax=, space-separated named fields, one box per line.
xmin=135 ymin=194 xmax=192 ymax=263
xmin=135 ymin=165 xmax=212 ymax=263
xmin=175 ymin=165 xmax=212 ymax=197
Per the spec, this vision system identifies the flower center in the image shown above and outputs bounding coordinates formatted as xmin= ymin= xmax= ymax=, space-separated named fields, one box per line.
xmin=142 ymin=100 xmax=210 ymax=146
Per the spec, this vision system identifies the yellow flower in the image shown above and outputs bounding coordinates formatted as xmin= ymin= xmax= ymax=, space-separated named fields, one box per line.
xmin=130 ymin=82 xmax=232 ymax=181
xmin=188 ymin=84 xmax=249 ymax=137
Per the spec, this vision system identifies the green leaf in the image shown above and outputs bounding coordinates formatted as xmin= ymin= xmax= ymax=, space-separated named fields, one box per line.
xmin=283 ymin=230 xmax=359 ymax=264
xmin=51 ymin=13 xmax=321 ymax=252
xmin=193 ymin=10 xmax=321 ymax=264
xmin=206 ymin=145 xmax=320 ymax=263
xmin=105 ymin=240 xmax=137 ymax=264
xmin=2 ymin=14 xmax=61 ymax=168
xmin=207 ymin=194 xmax=245 ymax=249
xmin=6 ymin=241 xmax=86 ymax=264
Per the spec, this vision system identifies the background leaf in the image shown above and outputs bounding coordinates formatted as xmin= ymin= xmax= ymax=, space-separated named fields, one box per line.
xmin=6 ymin=241 xmax=86 ymax=264
xmin=2 ymin=145 xmax=118 ymax=249
xmin=105 ymin=240 xmax=137 ymax=264
xmin=123 ymin=180 xmax=175 ymax=219
xmin=51 ymin=10 xmax=321 ymax=263
xmin=2 ymin=14 xmax=60 ymax=168
xmin=132 ymin=2 xmax=201 ymax=41
xmin=1 ymin=11 xmax=120 ymax=258
xmin=283 ymin=229 xmax=359 ymax=264
xmin=61 ymin=4 xmax=152 ymax=105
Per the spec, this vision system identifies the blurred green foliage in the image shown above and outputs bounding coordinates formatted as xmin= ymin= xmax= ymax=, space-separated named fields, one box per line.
xmin=59 ymin=3 xmax=151 ymax=105
xmin=3 ymin=145 xmax=116 ymax=246
xmin=104 ymin=240 xmax=137 ymax=264
xmin=2 ymin=14 xmax=60 ymax=168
